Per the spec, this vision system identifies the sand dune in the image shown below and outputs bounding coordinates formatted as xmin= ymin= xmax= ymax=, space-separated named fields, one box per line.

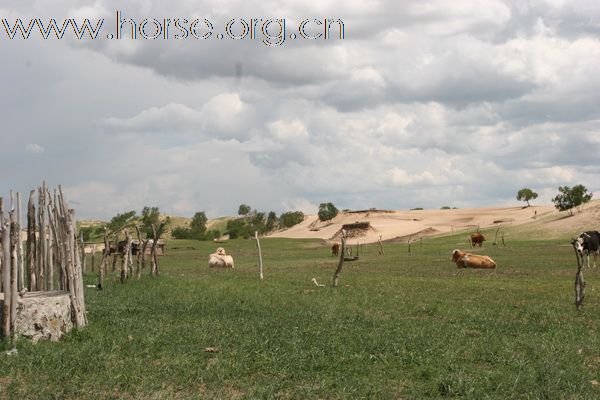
xmin=269 ymin=201 xmax=600 ymax=243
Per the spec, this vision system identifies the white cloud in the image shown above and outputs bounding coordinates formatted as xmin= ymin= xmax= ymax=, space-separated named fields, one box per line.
xmin=1 ymin=0 xmax=599 ymax=219
xmin=25 ymin=143 xmax=44 ymax=154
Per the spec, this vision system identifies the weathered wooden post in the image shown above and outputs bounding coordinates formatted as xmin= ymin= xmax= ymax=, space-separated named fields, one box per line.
xmin=150 ymin=222 xmax=165 ymax=277
xmin=254 ymin=231 xmax=264 ymax=280
xmin=2 ymin=218 xmax=11 ymax=337
xmin=134 ymin=226 xmax=143 ymax=279
xmin=91 ymin=244 xmax=96 ymax=272
xmin=377 ymin=234 xmax=385 ymax=255
xmin=26 ymin=190 xmax=36 ymax=291
xmin=80 ymin=231 xmax=86 ymax=273
xmin=120 ymin=229 xmax=132 ymax=284
xmin=140 ymin=232 xmax=149 ymax=274
xmin=492 ymin=228 xmax=500 ymax=246
xmin=572 ymin=241 xmax=586 ymax=310
xmin=16 ymin=193 xmax=24 ymax=291
xmin=111 ymin=236 xmax=119 ymax=272
xmin=65 ymin=207 xmax=86 ymax=327
xmin=46 ymin=201 xmax=54 ymax=291
xmin=9 ymin=210 xmax=18 ymax=337
xmin=332 ymin=230 xmax=347 ymax=287
xmin=37 ymin=183 xmax=47 ymax=291
xmin=98 ymin=228 xmax=109 ymax=290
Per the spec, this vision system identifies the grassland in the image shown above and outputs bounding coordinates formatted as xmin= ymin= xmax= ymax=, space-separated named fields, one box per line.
xmin=1 ymin=234 xmax=600 ymax=399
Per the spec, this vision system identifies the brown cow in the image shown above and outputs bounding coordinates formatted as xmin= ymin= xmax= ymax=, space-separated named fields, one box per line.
xmin=469 ymin=232 xmax=485 ymax=247
xmin=452 ymin=249 xmax=496 ymax=269
xmin=331 ymin=243 xmax=340 ymax=256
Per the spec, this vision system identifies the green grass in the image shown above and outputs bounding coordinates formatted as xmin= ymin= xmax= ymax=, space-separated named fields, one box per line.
xmin=1 ymin=235 xmax=600 ymax=399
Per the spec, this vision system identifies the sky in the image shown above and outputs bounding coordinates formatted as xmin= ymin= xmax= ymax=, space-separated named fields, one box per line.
xmin=1 ymin=0 xmax=599 ymax=219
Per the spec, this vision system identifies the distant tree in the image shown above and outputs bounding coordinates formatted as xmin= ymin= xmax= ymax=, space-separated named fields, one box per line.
xmin=190 ymin=211 xmax=208 ymax=236
xmin=80 ymin=226 xmax=103 ymax=242
xmin=205 ymin=230 xmax=221 ymax=240
xmin=107 ymin=210 xmax=136 ymax=233
xmin=226 ymin=218 xmax=252 ymax=239
xmin=410 ymin=207 xmax=424 ymax=211
xmin=266 ymin=211 xmax=278 ymax=232
xmin=552 ymin=185 xmax=593 ymax=215
xmin=238 ymin=204 xmax=251 ymax=216
xmin=318 ymin=202 xmax=339 ymax=222
xmin=516 ymin=188 xmax=538 ymax=207
xmin=141 ymin=206 xmax=161 ymax=237
xmin=440 ymin=206 xmax=451 ymax=210
xmin=280 ymin=211 xmax=304 ymax=228
xmin=171 ymin=227 xmax=194 ymax=239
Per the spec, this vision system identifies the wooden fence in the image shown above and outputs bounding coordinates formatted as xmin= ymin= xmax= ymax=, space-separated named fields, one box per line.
xmin=1 ymin=183 xmax=86 ymax=339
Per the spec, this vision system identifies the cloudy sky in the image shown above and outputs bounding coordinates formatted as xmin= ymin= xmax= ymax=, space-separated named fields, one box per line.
xmin=1 ymin=0 xmax=599 ymax=219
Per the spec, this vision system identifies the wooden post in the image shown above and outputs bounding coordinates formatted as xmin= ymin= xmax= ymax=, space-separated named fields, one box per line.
xmin=134 ymin=226 xmax=143 ymax=279
xmin=65 ymin=208 xmax=86 ymax=327
xmin=47 ymin=208 xmax=64 ymax=291
xmin=120 ymin=229 xmax=132 ymax=284
xmin=26 ymin=190 xmax=36 ymax=291
xmin=16 ymin=193 xmax=24 ymax=291
xmin=377 ymin=235 xmax=385 ymax=255
xmin=9 ymin=211 xmax=18 ymax=336
xmin=91 ymin=244 xmax=95 ymax=272
xmin=2 ymin=218 xmax=11 ymax=338
xmin=332 ymin=230 xmax=347 ymax=287
xmin=150 ymin=222 xmax=165 ymax=277
xmin=254 ymin=231 xmax=264 ymax=280
xmin=80 ymin=231 xmax=86 ymax=273
xmin=573 ymin=242 xmax=586 ymax=310
xmin=37 ymin=183 xmax=47 ymax=291
xmin=98 ymin=228 xmax=109 ymax=290
xmin=140 ymin=235 xmax=149 ymax=273
xmin=111 ymin=236 xmax=119 ymax=272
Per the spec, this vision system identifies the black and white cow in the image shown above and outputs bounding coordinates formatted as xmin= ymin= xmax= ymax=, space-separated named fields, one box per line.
xmin=572 ymin=231 xmax=600 ymax=268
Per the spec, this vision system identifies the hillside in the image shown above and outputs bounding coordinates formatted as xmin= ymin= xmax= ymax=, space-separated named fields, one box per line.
xmin=268 ymin=200 xmax=600 ymax=243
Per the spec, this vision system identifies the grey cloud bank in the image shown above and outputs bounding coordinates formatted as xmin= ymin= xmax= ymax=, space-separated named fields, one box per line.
xmin=1 ymin=0 xmax=599 ymax=219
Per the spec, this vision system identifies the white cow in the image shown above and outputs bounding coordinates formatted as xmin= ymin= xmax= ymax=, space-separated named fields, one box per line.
xmin=208 ymin=247 xmax=235 ymax=268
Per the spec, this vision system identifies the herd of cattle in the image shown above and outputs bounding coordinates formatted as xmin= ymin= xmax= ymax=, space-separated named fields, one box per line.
xmin=205 ymin=230 xmax=600 ymax=271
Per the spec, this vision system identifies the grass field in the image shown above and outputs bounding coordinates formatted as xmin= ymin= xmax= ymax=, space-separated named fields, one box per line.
xmin=1 ymin=234 xmax=600 ymax=399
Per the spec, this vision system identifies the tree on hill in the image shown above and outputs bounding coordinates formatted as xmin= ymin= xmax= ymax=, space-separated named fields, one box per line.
xmin=190 ymin=211 xmax=208 ymax=236
xmin=226 ymin=218 xmax=253 ymax=239
xmin=266 ymin=211 xmax=278 ymax=231
xmin=318 ymin=202 xmax=339 ymax=222
xmin=552 ymin=185 xmax=593 ymax=215
xmin=238 ymin=204 xmax=251 ymax=216
xmin=107 ymin=210 xmax=137 ymax=233
xmin=141 ymin=206 xmax=161 ymax=237
xmin=516 ymin=188 xmax=538 ymax=207
xmin=171 ymin=211 xmax=209 ymax=240
xmin=280 ymin=211 xmax=304 ymax=228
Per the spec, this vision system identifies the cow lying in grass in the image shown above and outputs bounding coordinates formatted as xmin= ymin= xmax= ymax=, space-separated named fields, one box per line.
xmin=452 ymin=249 xmax=496 ymax=269
xmin=208 ymin=247 xmax=235 ymax=268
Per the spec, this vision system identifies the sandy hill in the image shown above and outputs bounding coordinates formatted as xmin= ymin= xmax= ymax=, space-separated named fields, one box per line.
xmin=269 ymin=200 xmax=600 ymax=243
